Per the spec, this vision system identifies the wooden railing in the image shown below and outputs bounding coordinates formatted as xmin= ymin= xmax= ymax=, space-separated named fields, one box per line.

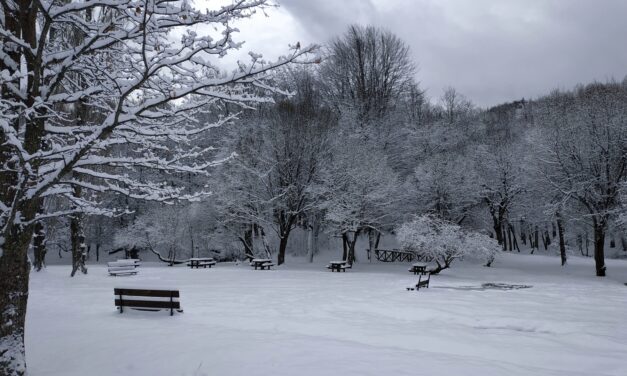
xmin=372 ymin=249 xmax=416 ymax=262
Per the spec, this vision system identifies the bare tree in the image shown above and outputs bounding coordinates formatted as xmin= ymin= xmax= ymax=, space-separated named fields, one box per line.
xmin=440 ymin=86 xmax=473 ymax=126
xmin=319 ymin=138 xmax=400 ymax=265
xmin=322 ymin=25 xmax=416 ymax=122
xmin=536 ymin=82 xmax=627 ymax=276
xmin=218 ymin=69 xmax=334 ymax=265
xmin=475 ymin=145 xmax=525 ymax=247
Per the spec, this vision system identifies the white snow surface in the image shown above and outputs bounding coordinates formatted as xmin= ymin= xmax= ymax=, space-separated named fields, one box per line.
xmin=26 ymin=253 xmax=627 ymax=376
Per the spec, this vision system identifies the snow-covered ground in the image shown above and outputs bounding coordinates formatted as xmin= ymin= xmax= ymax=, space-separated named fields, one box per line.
xmin=26 ymin=253 xmax=627 ymax=376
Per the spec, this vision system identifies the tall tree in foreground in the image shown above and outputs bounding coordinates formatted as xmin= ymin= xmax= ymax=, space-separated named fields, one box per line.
xmin=0 ymin=1 xmax=315 ymax=373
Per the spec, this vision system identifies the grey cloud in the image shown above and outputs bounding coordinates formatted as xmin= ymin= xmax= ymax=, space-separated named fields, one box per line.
xmin=279 ymin=0 xmax=377 ymax=38
xmin=277 ymin=0 xmax=627 ymax=107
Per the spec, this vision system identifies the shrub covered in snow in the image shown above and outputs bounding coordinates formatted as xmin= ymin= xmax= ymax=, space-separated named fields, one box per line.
xmin=397 ymin=215 xmax=500 ymax=273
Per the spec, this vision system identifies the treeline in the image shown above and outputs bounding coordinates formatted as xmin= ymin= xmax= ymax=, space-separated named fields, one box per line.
xmin=42 ymin=25 xmax=627 ymax=277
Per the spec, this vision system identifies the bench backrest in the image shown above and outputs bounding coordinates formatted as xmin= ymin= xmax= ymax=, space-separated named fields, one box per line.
xmin=109 ymin=261 xmax=137 ymax=267
xmin=114 ymin=288 xmax=180 ymax=309
xmin=113 ymin=259 xmax=139 ymax=266
xmin=109 ymin=265 xmax=136 ymax=272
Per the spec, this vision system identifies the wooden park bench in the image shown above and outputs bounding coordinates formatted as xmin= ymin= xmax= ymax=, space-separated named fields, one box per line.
xmin=114 ymin=288 xmax=182 ymax=316
xmin=327 ymin=260 xmax=351 ymax=272
xmin=407 ymin=272 xmax=431 ymax=291
xmin=187 ymin=257 xmax=216 ymax=269
xmin=250 ymin=258 xmax=274 ymax=270
xmin=108 ymin=261 xmax=139 ymax=276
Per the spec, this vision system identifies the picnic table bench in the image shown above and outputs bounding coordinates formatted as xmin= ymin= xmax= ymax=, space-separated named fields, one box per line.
xmin=121 ymin=258 xmax=141 ymax=267
xmin=327 ymin=260 xmax=352 ymax=272
xmin=408 ymin=262 xmax=429 ymax=275
xmin=407 ymin=272 xmax=431 ymax=291
xmin=108 ymin=260 xmax=139 ymax=276
xmin=187 ymin=257 xmax=216 ymax=269
xmin=114 ymin=288 xmax=182 ymax=316
xmin=251 ymin=258 xmax=274 ymax=270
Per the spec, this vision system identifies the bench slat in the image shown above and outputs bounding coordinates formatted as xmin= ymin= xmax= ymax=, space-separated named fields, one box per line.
xmin=109 ymin=271 xmax=137 ymax=276
xmin=114 ymin=288 xmax=179 ymax=298
xmin=115 ymin=299 xmax=181 ymax=309
xmin=109 ymin=266 xmax=136 ymax=271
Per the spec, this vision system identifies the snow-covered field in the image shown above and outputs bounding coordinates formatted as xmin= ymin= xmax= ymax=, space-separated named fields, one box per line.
xmin=26 ymin=254 xmax=627 ymax=376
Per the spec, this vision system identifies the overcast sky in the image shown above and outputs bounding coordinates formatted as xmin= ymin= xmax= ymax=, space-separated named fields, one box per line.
xmin=220 ymin=0 xmax=627 ymax=108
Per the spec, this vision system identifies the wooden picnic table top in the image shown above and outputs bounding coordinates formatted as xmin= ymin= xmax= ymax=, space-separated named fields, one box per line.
xmin=189 ymin=257 xmax=215 ymax=261
xmin=251 ymin=258 xmax=272 ymax=263
xmin=412 ymin=262 xmax=428 ymax=267
xmin=329 ymin=260 xmax=347 ymax=265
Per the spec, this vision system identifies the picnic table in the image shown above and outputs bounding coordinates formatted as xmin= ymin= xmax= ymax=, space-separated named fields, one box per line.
xmin=108 ymin=260 xmax=139 ymax=276
xmin=251 ymin=258 xmax=274 ymax=270
xmin=116 ymin=259 xmax=140 ymax=267
xmin=187 ymin=257 xmax=216 ymax=269
xmin=327 ymin=260 xmax=351 ymax=272
xmin=409 ymin=262 xmax=428 ymax=275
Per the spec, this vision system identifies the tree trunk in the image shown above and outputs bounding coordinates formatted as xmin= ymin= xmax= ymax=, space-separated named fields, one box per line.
xmin=313 ymin=221 xmax=320 ymax=259
xmin=243 ymin=225 xmax=254 ymax=259
xmin=593 ymin=224 xmax=606 ymax=277
xmin=306 ymin=226 xmax=314 ymax=263
xmin=0 ymin=5 xmax=40 ymax=373
xmin=189 ymin=224 xmax=195 ymax=258
xmin=342 ymin=234 xmax=348 ymax=261
xmin=70 ymin=214 xmax=88 ymax=277
xmin=492 ymin=216 xmax=503 ymax=245
xmin=70 ymin=181 xmax=87 ymax=277
xmin=260 ymin=228 xmax=272 ymax=259
xmin=277 ymin=232 xmax=289 ymax=266
xmin=367 ymin=229 xmax=379 ymax=262
xmin=541 ymin=231 xmax=549 ymax=251
xmin=0 ymin=225 xmax=34 ymax=376
xmin=556 ymin=211 xmax=567 ymax=266
xmin=509 ymin=224 xmax=520 ymax=252
xmin=306 ymin=218 xmax=320 ymax=263
xmin=429 ymin=257 xmax=453 ymax=274
xmin=345 ymin=231 xmax=360 ymax=265
xmin=32 ymin=216 xmax=47 ymax=271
